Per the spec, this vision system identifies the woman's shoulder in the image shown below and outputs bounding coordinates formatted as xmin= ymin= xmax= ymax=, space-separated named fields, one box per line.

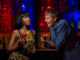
xmin=30 ymin=29 xmax=36 ymax=33
xmin=12 ymin=30 xmax=19 ymax=36
xmin=13 ymin=30 xmax=19 ymax=33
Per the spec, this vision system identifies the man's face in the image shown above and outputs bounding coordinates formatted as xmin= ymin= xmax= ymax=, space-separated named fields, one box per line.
xmin=45 ymin=14 xmax=56 ymax=27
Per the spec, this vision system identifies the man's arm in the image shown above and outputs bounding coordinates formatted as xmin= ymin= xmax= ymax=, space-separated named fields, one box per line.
xmin=51 ymin=23 xmax=68 ymax=50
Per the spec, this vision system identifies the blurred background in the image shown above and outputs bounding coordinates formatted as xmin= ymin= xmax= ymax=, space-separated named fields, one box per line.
xmin=0 ymin=0 xmax=80 ymax=60
xmin=0 ymin=0 xmax=80 ymax=53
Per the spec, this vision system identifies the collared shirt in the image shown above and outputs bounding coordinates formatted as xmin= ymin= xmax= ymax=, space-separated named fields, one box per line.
xmin=50 ymin=19 xmax=71 ymax=49
xmin=50 ymin=19 xmax=80 ymax=60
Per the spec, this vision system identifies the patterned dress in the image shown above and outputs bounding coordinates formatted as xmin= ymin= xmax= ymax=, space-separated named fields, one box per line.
xmin=8 ymin=30 xmax=35 ymax=60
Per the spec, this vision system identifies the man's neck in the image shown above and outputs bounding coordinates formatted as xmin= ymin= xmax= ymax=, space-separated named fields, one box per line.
xmin=52 ymin=22 xmax=56 ymax=29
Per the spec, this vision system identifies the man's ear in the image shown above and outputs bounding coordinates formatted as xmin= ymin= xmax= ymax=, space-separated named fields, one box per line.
xmin=53 ymin=16 xmax=57 ymax=22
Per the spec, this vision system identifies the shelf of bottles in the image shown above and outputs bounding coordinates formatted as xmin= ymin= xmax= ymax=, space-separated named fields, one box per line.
xmin=0 ymin=0 xmax=13 ymax=49
xmin=64 ymin=0 xmax=80 ymax=30
xmin=59 ymin=0 xmax=66 ymax=13
xmin=0 ymin=0 xmax=13 ymax=33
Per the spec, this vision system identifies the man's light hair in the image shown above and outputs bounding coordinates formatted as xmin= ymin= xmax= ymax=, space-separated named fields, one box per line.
xmin=45 ymin=8 xmax=61 ymax=22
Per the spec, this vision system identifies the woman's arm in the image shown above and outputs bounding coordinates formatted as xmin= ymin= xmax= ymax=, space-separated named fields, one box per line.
xmin=7 ymin=30 xmax=19 ymax=51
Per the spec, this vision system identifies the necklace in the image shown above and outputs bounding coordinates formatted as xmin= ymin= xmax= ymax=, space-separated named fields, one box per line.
xmin=21 ymin=29 xmax=33 ymax=41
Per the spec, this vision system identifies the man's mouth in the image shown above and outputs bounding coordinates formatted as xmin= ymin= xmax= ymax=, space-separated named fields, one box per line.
xmin=47 ymin=22 xmax=50 ymax=25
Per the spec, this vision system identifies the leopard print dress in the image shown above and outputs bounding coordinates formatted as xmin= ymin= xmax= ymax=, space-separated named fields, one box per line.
xmin=8 ymin=30 xmax=35 ymax=60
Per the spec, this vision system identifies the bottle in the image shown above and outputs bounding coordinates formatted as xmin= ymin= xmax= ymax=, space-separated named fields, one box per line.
xmin=71 ymin=15 xmax=75 ymax=28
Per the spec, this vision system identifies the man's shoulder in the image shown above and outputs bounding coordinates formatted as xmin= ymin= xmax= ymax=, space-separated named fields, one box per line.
xmin=57 ymin=19 xmax=65 ymax=26
xmin=55 ymin=19 xmax=68 ymax=28
xmin=59 ymin=19 xmax=67 ymax=24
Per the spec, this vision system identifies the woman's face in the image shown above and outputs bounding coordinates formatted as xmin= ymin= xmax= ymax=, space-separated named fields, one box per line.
xmin=22 ymin=16 xmax=30 ymax=26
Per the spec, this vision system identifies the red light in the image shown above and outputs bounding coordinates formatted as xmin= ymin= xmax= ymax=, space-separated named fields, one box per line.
xmin=47 ymin=6 xmax=51 ymax=9
xmin=3 ymin=8 xmax=7 ymax=10
xmin=77 ymin=31 xmax=80 ymax=36
xmin=40 ymin=22 xmax=44 ymax=26
xmin=41 ymin=6 xmax=44 ymax=11
xmin=21 ymin=34 xmax=27 ymax=38
xmin=48 ymin=0 xmax=50 ymax=3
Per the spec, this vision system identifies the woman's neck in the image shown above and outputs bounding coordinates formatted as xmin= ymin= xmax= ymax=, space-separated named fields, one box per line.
xmin=21 ymin=26 xmax=28 ymax=33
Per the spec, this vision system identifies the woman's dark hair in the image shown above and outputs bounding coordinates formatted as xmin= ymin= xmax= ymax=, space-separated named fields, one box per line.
xmin=15 ymin=11 xmax=29 ymax=29
xmin=45 ymin=8 xmax=61 ymax=22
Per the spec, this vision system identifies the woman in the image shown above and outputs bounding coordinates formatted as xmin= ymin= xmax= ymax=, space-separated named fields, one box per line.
xmin=7 ymin=11 xmax=36 ymax=60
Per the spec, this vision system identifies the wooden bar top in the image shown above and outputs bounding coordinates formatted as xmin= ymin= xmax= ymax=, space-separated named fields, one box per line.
xmin=36 ymin=49 xmax=57 ymax=51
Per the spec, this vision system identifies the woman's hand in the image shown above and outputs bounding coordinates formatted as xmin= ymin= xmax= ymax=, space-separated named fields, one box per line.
xmin=19 ymin=37 xmax=26 ymax=43
xmin=18 ymin=34 xmax=27 ymax=43
xmin=18 ymin=37 xmax=26 ymax=47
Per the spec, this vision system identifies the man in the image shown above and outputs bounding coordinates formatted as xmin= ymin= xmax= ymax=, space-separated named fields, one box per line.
xmin=41 ymin=8 xmax=80 ymax=60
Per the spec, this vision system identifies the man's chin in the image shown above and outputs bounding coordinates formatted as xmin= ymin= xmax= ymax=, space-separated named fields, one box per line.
xmin=47 ymin=25 xmax=51 ymax=27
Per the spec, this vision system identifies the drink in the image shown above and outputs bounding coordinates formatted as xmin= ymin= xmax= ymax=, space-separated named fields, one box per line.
xmin=21 ymin=34 xmax=27 ymax=38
